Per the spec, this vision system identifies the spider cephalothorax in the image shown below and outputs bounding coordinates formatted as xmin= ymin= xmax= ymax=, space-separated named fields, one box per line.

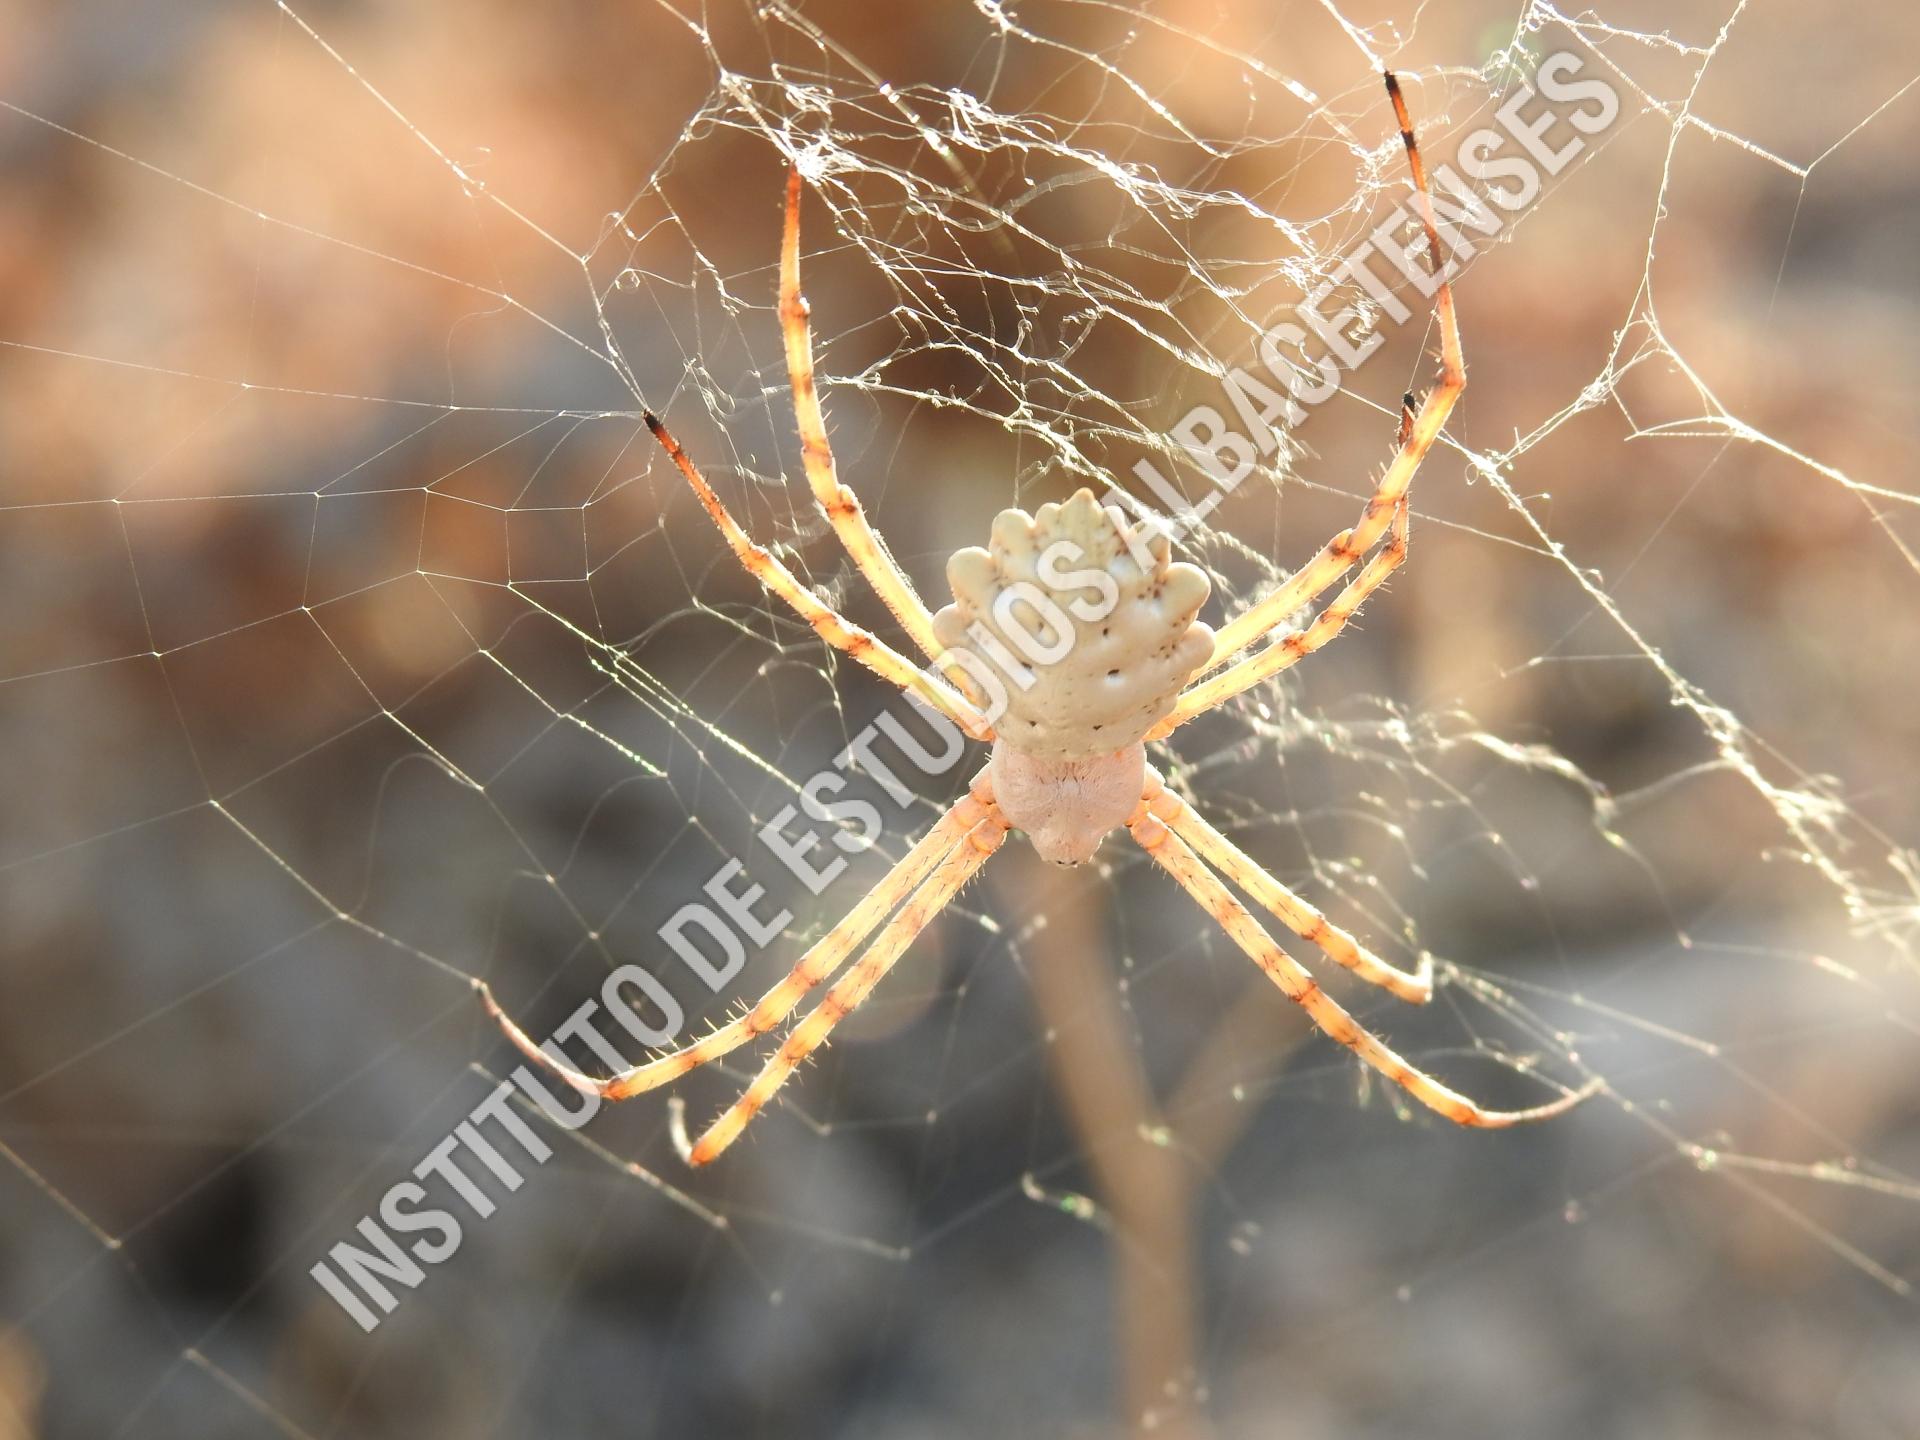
xmin=482 ymin=70 xmax=1599 ymax=1166
xmin=933 ymin=488 xmax=1214 ymax=864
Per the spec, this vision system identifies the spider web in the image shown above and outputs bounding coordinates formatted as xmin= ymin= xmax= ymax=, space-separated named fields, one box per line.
xmin=2 ymin=1 xmax=1917 ymax=1435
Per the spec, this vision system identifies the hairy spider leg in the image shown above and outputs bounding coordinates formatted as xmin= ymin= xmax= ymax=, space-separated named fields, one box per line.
xmin=479 ymin=779 xmax=996 ymax=1101
xmin=644 ymin=411 xmax=991 ymax=740
xmin=1154 ymin=497 xmax=1408 ymax=732
xmin=779 ymin=164 xmax=949 ymax=666
xmin=677 ymin=806 xmax=1009 ymax=1165
xmin=1146 ymin=772 xmax=1432 ymax=1003
xmin=1156 ymin=70 xmax=1464 ymax=736
xmin=1129 ymin=781 xmax=1600 ymax=1128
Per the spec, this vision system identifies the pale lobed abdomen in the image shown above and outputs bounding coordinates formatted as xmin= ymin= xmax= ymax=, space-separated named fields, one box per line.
xmin=932 ymin=488 xmax=1214 ymax=760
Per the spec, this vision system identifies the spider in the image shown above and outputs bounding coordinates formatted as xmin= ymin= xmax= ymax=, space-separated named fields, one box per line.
xmin=481 ymin=71 xmax=1599 ymax=1166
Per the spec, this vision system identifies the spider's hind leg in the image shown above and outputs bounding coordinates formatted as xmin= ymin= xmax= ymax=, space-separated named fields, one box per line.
xmin=642 ymin=410 xmax=991 ymax=740
xmin=778 ymin=165 xmax=952 ymax=670
xmin=1155 ymin=69 xmax=1465 ymax=737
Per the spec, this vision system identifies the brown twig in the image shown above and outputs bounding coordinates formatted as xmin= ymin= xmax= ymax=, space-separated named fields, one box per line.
xmin=997 ymin=858 xmax=1305 ymax=1438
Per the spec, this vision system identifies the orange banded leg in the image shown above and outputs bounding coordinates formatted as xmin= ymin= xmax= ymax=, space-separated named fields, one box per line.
xmin=679 ymin=810 xmax=1009 ymax=1165
xmin=1140 ymin=770 xmax=1432 ymax=1004
xmin=1150 ymin=498 xmax=1407 ymax=736
xmin=1195 ymin=70 xmax=1464 ymax=682
xmin=644 ymin=412 xmax=991 ymax=740
xmin=1129 ymin=804 xmax=1598 ymax=1128
xmin=779 ymin=165 xmax=947 ymax=666
xmin=478 ymin=778 xmax=995 ymax=1100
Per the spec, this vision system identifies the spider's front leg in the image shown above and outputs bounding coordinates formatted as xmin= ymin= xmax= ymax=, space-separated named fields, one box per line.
xmin=478 ymin=773 xmax=999 ymax=1108
xmin=675 ymin=795 xmax=1010 ymax=1166
xmin=1126 ymin=772 xmax=1598 ymax=1129
xmin=1139 ymin=768 xmax=1432 ymax=1003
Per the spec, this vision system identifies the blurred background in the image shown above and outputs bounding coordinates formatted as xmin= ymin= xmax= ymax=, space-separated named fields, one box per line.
xmin=2 ymin=1 xmax=1917 ymax=1436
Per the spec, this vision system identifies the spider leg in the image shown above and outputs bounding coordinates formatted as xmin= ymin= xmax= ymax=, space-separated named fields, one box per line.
xmin=1140 ymin=768 xmax=1432 ymax=1004
xmin=1147 ymin=497 xmax=1407 ymax=736
xmin=477 ymin=774 xmax=996 ymax=1101
xmin=1128 ymin=792 xmax=1598 ymax=1128
xmin=780 ymin=165 xmax=948 ymax=666
xmin=645 ymin=411 xmax=992 ymax=740
xmin=678 ymin=806 xmax=1009 ymax=1165
xmin=1183 ymin=70 xmax=1464 ymax=690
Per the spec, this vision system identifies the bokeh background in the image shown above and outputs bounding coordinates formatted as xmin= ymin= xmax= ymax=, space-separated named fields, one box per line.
xmin=2 ymin=2 xmax=1917 ymax=1437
